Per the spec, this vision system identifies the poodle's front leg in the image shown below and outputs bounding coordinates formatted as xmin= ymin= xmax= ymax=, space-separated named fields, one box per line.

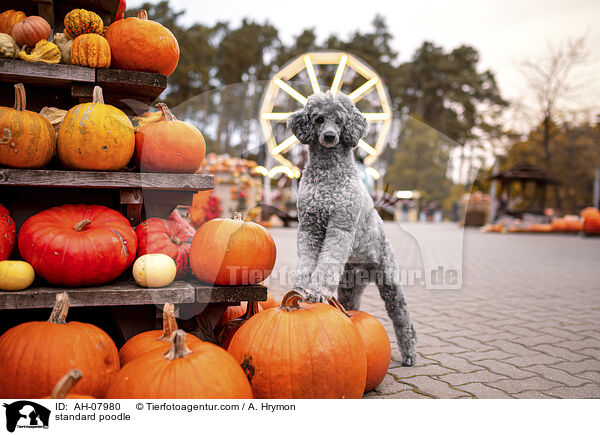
xmin=307 ymin=212 xmax=358 ymax=302
xmin=293 ymin=221 xmax=323 ymax=295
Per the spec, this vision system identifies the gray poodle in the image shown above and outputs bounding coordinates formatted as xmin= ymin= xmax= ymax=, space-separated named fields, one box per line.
xmin=287 ymin=91 xmax=417 ymax=366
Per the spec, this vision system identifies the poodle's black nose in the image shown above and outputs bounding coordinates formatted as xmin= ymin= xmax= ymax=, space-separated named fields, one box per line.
xmin=324 ymin=132 xmax=336 ymax=143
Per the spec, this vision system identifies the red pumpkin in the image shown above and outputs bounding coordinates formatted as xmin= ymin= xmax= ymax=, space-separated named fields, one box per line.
xmin=119 ymin=303 xmax=202 ymax=366
xmin=106 ymin=330 xmax=253 ymax=399
xmin=135 ymin=103 xmax=206 ymax=173
xmin=215 ymin=301 xmax=261 ymax=349
xmin=0 ymin=292 xmax=120 ymax=398
xmin=190 ymin=213 xmax=276 ymax=285
xmin=228 ymin=291 xmax=367 ymax=398
xmin=135 ymin=218 xmax=193 ymax=278
xmin=583 ymin=214 xmax=600 ymax=234
xmin=105 ymin=10 xmax=179 ymax=76
xmin=0 ymin=204 xmax=16 ymax=261
xmin=18 ymin=204 xmax=137 ymax=286
xmin=11 ymin=16 xmax=51 ymax=47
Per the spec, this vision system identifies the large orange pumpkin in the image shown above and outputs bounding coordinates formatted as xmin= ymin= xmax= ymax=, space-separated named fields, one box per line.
xmin=0 ymin=83 xmax=56 ymax=168
xmin=328 ymin=298 xmax=391 ymax=392
xmin=18 ymin=204 xmax=137 ymax=287
xmin=0 ymin=292 xmax=120 ymax=398
xmin=106 ymin=330 xmax=253 ymax=399
xmin=135 ymin=103 xmax=206 ymax=173
xmin=118 ymin=303 xmax=202 ymax=366
xmin=105 ymin=10 xmax=179 ymax=76
xmin=0 ymin=10 xmax=26 ymax=34
xmin=228 ymin=291 xmax=367 ymax=399
xmin=43 ymin=369 xmax=95 ymax=399
xmin=0 ymin=204 xmax=16 ymax=261
xmin=190 ymin=213 xmax=276 ymax=285
xmin=581 ymin=207 xmax=600 ymax=220
xmin=58 ymin=86 xmax=134 ymax=170
xmin=11 ymin=16 xmax=50 ymax=46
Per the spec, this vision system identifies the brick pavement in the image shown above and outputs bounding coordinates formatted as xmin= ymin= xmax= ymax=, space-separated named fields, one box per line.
xmin=266 ymin=223 xmax=600 ymax=398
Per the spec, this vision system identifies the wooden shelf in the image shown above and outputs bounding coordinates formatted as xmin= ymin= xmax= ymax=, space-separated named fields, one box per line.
xmin=0 ymin=278 xmax=267 ymax=310
xmin=0 ymin=169 xmax=214 ymax=191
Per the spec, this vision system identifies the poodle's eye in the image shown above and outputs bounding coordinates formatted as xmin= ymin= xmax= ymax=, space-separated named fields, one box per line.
xmin=315 ymin=116 xmax=325 ymax=124
xmin=335 ymin=118 xmax=343 ymax=125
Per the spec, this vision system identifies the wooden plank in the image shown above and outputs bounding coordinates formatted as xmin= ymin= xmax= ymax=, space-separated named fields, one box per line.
xmin=0 ymin=169 xmax=214 ymax=191
xmin=0 ymin=280 xmax=268 ymax=309
xmin=96 ymin=69 xmax=167 ymax=100
xmin=0 ymin=59 xmax=95 ymax=88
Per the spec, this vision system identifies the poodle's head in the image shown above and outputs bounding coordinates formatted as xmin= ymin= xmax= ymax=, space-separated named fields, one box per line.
xmin=287 ymin=91 xmax=367 ymax=149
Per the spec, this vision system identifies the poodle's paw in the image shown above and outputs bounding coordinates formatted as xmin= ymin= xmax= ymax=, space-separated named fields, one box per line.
xmin=401 ymin=352 xmax=417 ymax=367
xmin=302 ymin=289 xmax=328 ymax=303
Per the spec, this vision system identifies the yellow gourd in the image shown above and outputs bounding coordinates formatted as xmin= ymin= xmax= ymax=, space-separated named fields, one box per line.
xmin=18 ymin=40 xmax=60 ymax=64
xmin=133 ymin=254 xmax=177 ymax=288
xmin=0 ymin=261 xmax=35 ymax=291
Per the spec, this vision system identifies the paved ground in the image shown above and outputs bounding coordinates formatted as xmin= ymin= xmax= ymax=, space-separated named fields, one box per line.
xmin=266 ymin=222 xmax=600 ymax=399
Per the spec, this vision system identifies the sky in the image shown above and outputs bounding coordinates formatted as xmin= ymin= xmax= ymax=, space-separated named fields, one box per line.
xmin=129 ymin=0 xmax=600 ymax=114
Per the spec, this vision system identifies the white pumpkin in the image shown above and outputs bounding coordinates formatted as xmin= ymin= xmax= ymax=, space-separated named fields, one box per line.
xmin=133 ymin=254 xmax=176 ymax=288
xmin=0 ymin=261 xmax=35 ymax=291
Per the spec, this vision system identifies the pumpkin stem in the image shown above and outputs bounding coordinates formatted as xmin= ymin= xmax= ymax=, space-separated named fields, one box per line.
xmin=156 ymin=103 xmax=177 ymax=121
xmin=164 ymin=330 xmax=192 ymax=360
xmin=280 ymin=290 xmax=304 ymax=311
xmin=170 ymin=236 xmax=182 ymax=246
xmin=137 ymin=10 xmax=148 ymax=20
xmin=13 ymin=83 xmax=26 ymax=111
xmin=158 ymin=303 xmax=178 ymax=341
xmin=92 ymin=86 xmax=105 ymax=104
xmin=328 ymin=297 xmax=351 ymax=318
xmin=48 ymin=292 xmax=70 ymax=324
xmin=73 ymin=219 xmax=92 ymax=232
xmin=51 ymin=369 xmax=82 ymax=399
xmin=243 ymin=300 xmax=260 ymax=320
xmin=233 ymin=212 xmax=244 ymax=222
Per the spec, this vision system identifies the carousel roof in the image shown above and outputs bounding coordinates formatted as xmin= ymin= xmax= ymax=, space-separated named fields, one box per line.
xmin=492 ymin=161 xmax=559 ymax=184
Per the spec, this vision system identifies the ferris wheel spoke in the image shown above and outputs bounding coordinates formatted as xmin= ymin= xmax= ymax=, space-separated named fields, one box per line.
xmin=261 ymin=112 xmax=291 ymax=121
xmin=358 ymin=139 xmax=377 ymax=156
xmin=330 ymin=54 xmax=348 ymax=96
xmin=304 ymin=55 xmax=321 ymax=94
xmin=363 ymin=113 xmax=391 ymax=121
xmin=348 ymin=77 xmax=378 ymax=102
xmin=273 ymin=78 xmax=307 ymax=105
xmin=272 ymin=135 xmax=299 ymax=155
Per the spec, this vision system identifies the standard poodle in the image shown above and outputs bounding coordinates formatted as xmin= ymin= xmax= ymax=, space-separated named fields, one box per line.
xmin=287 ymin=91 xmax=417 ymax=366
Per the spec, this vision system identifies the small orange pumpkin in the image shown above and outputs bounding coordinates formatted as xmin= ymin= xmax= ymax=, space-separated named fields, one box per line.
xmin=0 ymin=292 xmax=120 ymax=398
xmin=190 ymin=213 xmax=276 ymax=285
xmin=0 ymin=9 xmax=26 ymax=34
xmin=118 ymin=303 xmax=202 ymax=366
xmin=0 ymin=83 xmax=56 ymax=168
xmin=135 ymin=103 xmax=206 ymax=173
xmin=11 ymin=16 xmax=50 ymax=46
xmin=105 ymin=10 xmax=179 ymax=76
xmin=43 ymin=369 xmax=95 ymax=399
xmin=259 ymin=292 xmax=278 ymax=309
xmin=58 ymin=86 xmax=134 ymax=170
xmin=70 ymin=33 xmax=111 ymax=68
xmin=106 ymin=330 xmax=253 ymax=399
xmin=215 ymin=301 xmax=261 ymax=349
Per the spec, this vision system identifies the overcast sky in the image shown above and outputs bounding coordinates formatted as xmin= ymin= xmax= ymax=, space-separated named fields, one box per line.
xmin=130 ymin=0 xmax=600 ymax=112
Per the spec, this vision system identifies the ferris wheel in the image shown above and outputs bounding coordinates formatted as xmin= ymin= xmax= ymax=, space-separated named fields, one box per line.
xmin=259 ymin=52 xmax=392 ymax=177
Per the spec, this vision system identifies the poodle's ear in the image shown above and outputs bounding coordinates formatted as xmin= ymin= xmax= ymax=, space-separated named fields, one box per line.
xmin=340 ymin=102 xmax=368 ymax=148
xmin=287 ymin=106 xmax=315 ymax=145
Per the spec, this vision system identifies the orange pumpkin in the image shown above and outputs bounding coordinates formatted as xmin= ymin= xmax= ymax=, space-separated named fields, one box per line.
xmin=228 ymin=291 xmax=367 ymax=399
xmin=563 ymin=216 xmax=582 ymax=232
xmin=11 ymin=16 xmax=50 ymax=46
xmin=0 ymin=9 xmax=26 ymax=34
xmin=118 ymin=303 xmax=202 ymax=366
xmin=551 ymin=218 xmax=567 ymax=232
xmin=43 ymin=369 xmax=95 ymax=399
xmin=106 ymin=330 xmax=253 ymax=399
xmin=583 ymin=214 xmax=600 ymax=234
xmin=58 ymin=86 xmax=134 ymax=170
xmin=105 ymin=10 xmax=179 ymax=76
xmin=259 ymin=291 xmax=278 ymax=309
xmin=0 ymin=292 xmax=120 ymax=398
xmin=70 ymin=33 xmax=111 ymax=68
xmin=190 ymin=213 xmax=276 ymax=285
xmin=0 ymin=83 xmax=56 ymax=168
xmin=581 ymin=207 xmax=600 ymax=220
xmin=135 ymin=103 xmax=206 ymax=173
xmin=328 ymin=298 xmax=391 ymax=392
xmin=215 ymin=300 xmax=261 ymax=349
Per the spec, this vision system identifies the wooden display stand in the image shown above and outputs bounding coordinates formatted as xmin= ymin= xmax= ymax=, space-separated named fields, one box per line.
xmin=0 ymin=1 xmax=267 ymax=347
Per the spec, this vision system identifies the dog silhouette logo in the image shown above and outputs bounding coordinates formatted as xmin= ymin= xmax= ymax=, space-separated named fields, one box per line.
xmin=3 ymin=401 xmax=51 ymax=432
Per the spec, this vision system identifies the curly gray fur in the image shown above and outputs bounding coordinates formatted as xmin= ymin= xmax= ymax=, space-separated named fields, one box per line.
xmin=287 ymin=91 xmax=417 ymax=366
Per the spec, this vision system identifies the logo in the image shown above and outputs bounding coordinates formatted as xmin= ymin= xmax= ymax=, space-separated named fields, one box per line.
xmin=3 ymin=401 xmax=50 ymax=433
